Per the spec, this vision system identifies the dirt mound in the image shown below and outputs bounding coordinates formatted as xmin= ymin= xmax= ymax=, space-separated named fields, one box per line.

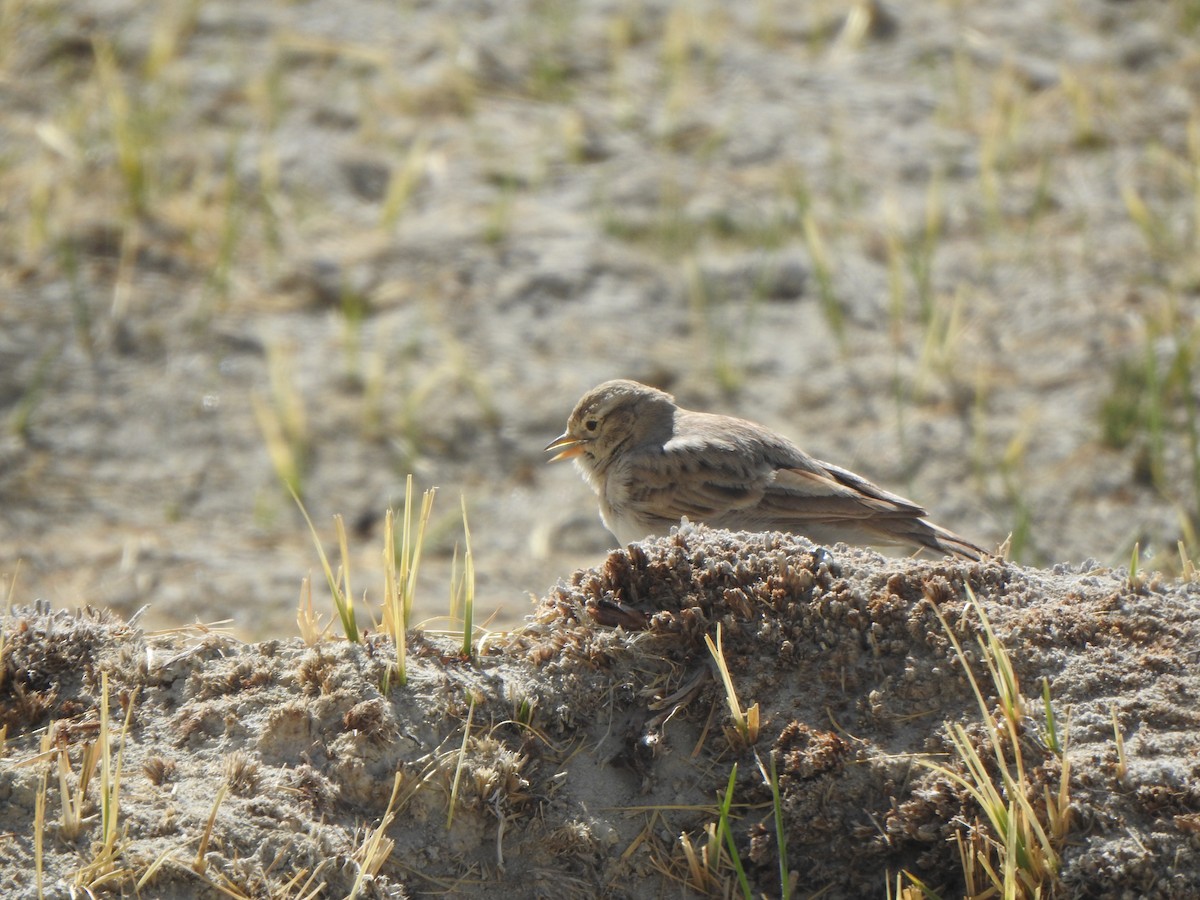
xmin=3 ymin=525 xmax=1199 ymax=897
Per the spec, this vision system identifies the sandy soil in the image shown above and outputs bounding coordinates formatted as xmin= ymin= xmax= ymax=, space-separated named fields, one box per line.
xmin=3 ymin=525 xmax=1200 ymax=898
xmin=2 ymin=0 xmax=1199 ymax=639
xmin=4 ymin=0 xmax=1200 ymax=896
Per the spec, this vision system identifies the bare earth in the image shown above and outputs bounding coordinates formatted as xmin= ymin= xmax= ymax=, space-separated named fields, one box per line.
xmin=3 ymin=526 xmax=1200 ymax=897
xmin=2 ymin=0 xmax=1198 ymax=638
xmin=3 ymin=0 xmax=1200 ymax=896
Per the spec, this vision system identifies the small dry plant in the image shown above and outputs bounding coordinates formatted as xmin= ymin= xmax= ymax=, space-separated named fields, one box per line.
xmin=446 ymin=696 xmax=476 ymax=829
xmin=295 ymin=473 xmax=482 ymax=692
xmin=57 ymin=732 xmax=102 ymax=840
xmin=72 ymin=672 xmax=139 ymax=892
xmin=451 ymin=496 xmax=476 ymax=660
xmin=653 ymin=764 xmax=752 ymax=899
xmin=1179 ymin=539 xmax=1199 ymax=582
xmin=296 ymin=574 xmax=330 ymax=647
xmin=191 ymin=784 xmax=229 ymax=874
xmin=906 ymin=586 xmax=1071 ymax=899
xmin=294 ymin=491 xmax=360 ymax=642
xmin=704 ymin=623 xmax=759 ymax=747
xmin=1126 ymin=542 xmax=1149 ymax=592
xmin=381 ymin=474 xmax=437 ymax=688
xmin=348 ymin=770 xmax=405 ymax=898
xmin=888 ymin=869 xmax=930 ymax=900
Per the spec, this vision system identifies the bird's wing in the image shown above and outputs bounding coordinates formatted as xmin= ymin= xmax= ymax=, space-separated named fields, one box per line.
xmin=762 ymin=461 xmax=929 ymax=521
xmin=611 ymin=413 xmax=930 ymax=530
xmin=760 ymin=459 xmax=987 ymax=558
xmin=613 ymin=432 xmax=770 ymax=523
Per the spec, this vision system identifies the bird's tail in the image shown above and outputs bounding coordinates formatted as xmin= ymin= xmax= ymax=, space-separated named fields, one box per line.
xmin=870 ymin=517 xmax=988 ymax=561
xmin=920 ymin=520 xmax=987 ymax=561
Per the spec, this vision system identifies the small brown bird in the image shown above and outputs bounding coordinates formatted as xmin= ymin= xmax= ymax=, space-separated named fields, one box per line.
xmin=546 ymin=379 xmax=984 ymax=559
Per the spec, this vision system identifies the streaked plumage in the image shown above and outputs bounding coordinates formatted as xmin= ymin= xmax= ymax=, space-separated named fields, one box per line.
xmin=546 ymin=379 xmax=984 ymax=559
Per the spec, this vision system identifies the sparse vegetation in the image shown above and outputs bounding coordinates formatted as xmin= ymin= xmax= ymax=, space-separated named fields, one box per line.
xmin=385 ymin=476 xmax=437 ymax=685
xmin=687 ymin=764 xmax=752 ymax=899
xmin=69 ymin=673 xmax=139 ymax=892
xmin=2 ymin=524 xmax=1199 ymax=896
xmin=1099 ymin=294 xmax=1200 ymax=570
xmin=906 ymin=587 xmax=1072 ymax=899
xmin=5 ymin=0 xmax=1200 ymax=895
xmin=295 ymin=496 xmax=359 ymax=642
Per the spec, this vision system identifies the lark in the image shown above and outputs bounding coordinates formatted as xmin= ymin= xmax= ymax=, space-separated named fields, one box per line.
xmin=546 ymin=379 xmax=985 ymax=559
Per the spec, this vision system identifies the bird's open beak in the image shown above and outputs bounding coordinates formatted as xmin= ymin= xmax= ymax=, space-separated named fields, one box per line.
xmin=545 ymin=432 xmax=586 ymax=462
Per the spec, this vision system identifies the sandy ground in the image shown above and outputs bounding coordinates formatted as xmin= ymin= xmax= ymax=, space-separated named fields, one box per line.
xmin=2 ymin=0 xmax=1199 ymax=640
xmin=3 ymin=526 xmax=1200 ymax=898
xmin=4 ymin=0 xmax=1200 ymax=896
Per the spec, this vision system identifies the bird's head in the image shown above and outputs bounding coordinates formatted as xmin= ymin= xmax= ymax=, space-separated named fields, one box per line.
xmin=545 ymin=379 xmax=677 ymax=475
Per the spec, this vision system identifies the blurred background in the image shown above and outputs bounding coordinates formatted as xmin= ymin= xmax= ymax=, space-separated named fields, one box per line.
xmin=1 ymin=0 xmax=1197 ymax=638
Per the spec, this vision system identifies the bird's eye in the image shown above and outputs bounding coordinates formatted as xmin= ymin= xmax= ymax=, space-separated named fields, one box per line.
xmin=585 ymin=419 xmax=598 ymax=432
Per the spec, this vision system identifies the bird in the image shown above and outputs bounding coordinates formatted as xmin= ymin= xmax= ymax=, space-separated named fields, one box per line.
xmin=545 ymin=379 xmax=985 ymax=560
